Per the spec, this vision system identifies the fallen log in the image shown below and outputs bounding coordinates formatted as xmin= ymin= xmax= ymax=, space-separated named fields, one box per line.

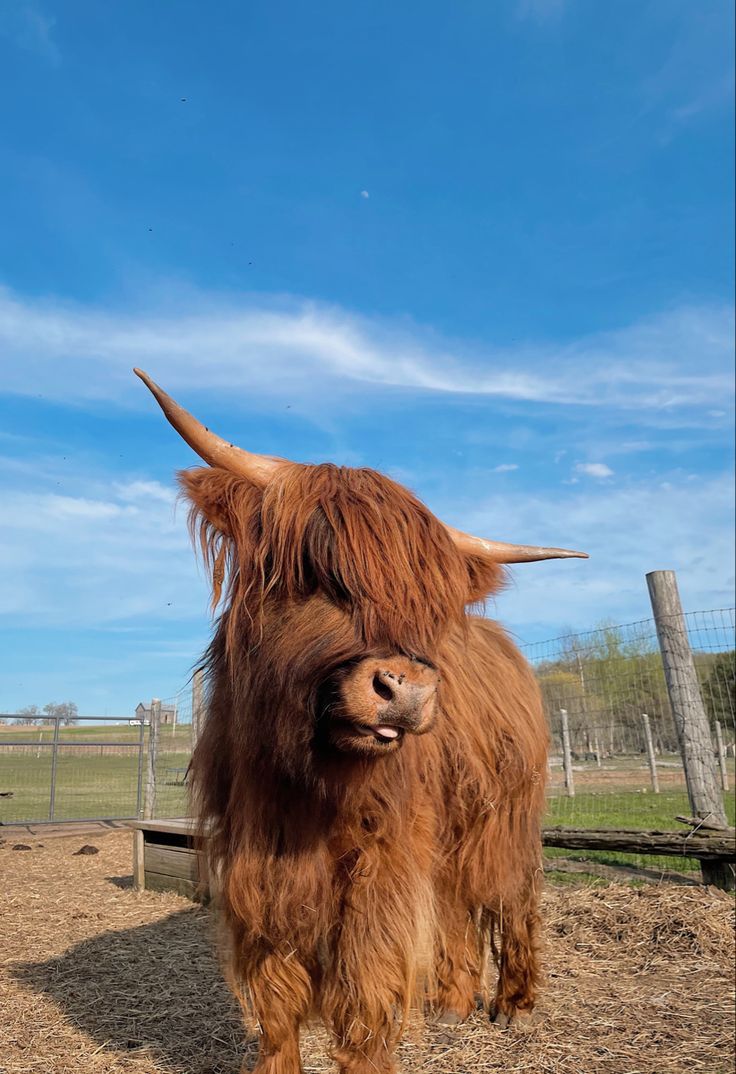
xmin=542 ymin=826 xmax=736 ymax=862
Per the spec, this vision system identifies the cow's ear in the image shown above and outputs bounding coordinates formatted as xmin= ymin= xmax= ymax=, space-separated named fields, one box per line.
xmin=178 ymin=467 xmax=263 ymax=605
xmin=178 ymin=467 xmax=255 ymax=538
xmin=463 ymin=550 xmax=507 ymax=604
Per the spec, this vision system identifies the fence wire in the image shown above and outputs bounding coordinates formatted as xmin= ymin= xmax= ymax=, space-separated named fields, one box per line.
xmin=150 ymin=686 xmax=194 ymax=819
xmin=522 ymin=609 xmax=735 ymax=877
xmin=0 ymin=717 xmax=145 ymax=824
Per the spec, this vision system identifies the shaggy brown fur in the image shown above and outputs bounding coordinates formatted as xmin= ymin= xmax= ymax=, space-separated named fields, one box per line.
xmin=185 ymin=463 xmax=548 ymax=1074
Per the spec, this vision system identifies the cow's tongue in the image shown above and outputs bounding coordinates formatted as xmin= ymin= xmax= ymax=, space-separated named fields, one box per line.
xmin=352 ymin=723 xmax=400 ymax=741
xmin=373 ymin=725 xmax=399 ymax=740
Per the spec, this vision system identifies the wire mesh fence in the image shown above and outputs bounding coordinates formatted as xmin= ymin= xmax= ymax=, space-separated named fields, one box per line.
xmin=522 ymin=608 xmax=734 ymax=816
xmin=0 ymin=685 xmax=196 ymax=824
xmin=522 ymin=607 xmax=735 ymax=878
xmin=0 ymin=717 xmax=146 ymax=823
xmin=149 ymin=687 xmax=194 ymax=819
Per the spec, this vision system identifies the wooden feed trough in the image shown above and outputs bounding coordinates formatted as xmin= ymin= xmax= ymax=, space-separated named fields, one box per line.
xmin=128 ymin=818 xmax=208 ymax=900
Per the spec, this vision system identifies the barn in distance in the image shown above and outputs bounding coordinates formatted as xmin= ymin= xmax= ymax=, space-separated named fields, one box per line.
xmin=134 ymin=701 xmax=177 ymax=727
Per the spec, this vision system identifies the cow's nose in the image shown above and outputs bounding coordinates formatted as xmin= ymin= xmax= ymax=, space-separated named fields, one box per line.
xmin=372 ymin=669 xmax=436 ymax=728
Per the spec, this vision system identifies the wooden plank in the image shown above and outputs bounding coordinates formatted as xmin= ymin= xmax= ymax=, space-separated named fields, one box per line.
xmin=125 ymin=818 xmax=199 ymax=836
xmin=676 ymin=814 xmax=730 ymax=831
xmin=144 ymin=872 xmax=202 ymax=900
xmin=144 ymin=844 xmax=200 ymax=881
xmin=543 ymin=826 xmax=736 ymax=862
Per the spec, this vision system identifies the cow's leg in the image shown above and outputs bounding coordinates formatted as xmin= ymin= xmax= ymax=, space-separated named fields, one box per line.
xmin=233 ymin=949 xmax=312 ymax=1074
xmin=325 ymin=952 xmax=402 ymax=1074
xmin=434 ymin=902 xmax=481 ymax=1024
xmin=323 ymin=885 xmax=424 ymax=1073
xmin=330 ymin=1006 xmax=399 ymax=1074
xmin=489 ymin=889 xmax=541 ymax=1026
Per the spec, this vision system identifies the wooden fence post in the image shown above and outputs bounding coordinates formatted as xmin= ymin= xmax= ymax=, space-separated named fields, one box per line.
xmin=641 ymin=713 xmax=660 ymax=794
xmin=647 ymin=570 xmax=732 ymax=889
xmin=560 ymin=708 xmax=575 ymax=798
xmin=715 ymin=721 xmax=729 ymax=793
xmin=191 ymin=669 xmax=205 ymax=751
xmin=143 ymin=698 xmax=161 ymax=821
xmin=133 ymin=829 xmax=145 ymax=891
xmin=593 ymin=731 xmax=602 ymax=768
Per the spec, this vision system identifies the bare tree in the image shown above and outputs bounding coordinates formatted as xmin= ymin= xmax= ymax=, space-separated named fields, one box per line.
xmin=43 ymin=701 xmax=79 ymax=726
xmin=14 ymin=705 xmax=40 ymax=726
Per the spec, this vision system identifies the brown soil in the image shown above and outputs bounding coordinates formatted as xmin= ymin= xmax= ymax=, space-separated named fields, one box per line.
xmin=0 ymin=831 xmax=733 ymax=1074
xmin=547 ymin=763 xmax=689 ymax=792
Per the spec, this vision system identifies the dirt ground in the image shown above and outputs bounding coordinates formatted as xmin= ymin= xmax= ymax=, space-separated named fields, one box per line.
xmin=0 ymin=831 xmax=733 ymax=1074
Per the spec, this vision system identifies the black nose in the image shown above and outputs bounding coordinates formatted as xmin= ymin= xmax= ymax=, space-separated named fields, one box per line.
xmin=371 ymin=669 xmax=436 ymax=728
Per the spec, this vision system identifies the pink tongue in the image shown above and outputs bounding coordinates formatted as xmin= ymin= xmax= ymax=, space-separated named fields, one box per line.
xmin=374 ymin=725 xmax=399 ymax=740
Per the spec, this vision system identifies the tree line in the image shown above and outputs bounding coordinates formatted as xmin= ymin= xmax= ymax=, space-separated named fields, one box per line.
xmin=12 ymin=702 xmax=79 ymax=726
xmin=532 ymin=622 xmax=735 ymax=758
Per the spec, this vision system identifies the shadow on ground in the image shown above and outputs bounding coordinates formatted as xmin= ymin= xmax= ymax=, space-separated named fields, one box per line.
xmin=106 ymin=874 xmax=134 ymax=890
xmin=13 ymin=907 xmax=257 ymax=1074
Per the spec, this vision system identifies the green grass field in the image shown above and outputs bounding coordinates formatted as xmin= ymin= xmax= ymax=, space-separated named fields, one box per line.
xmin=0 ymin=727 xmax=191 ymax=823
xmin=547 ymin=787 xmax=736 ymax=829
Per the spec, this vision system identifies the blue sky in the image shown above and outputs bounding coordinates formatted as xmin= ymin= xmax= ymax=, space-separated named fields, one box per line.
xmin=0 ymin=0 xmax=733 ymax=718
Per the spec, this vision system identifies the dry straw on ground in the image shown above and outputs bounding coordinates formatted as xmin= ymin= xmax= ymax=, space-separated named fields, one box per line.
xmin=0 ymin=831 xmax=733 ymax=1074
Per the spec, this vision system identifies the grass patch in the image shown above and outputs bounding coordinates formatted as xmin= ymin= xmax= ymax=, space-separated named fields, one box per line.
xmin=544 ymin=789 xmax=735 ymax=875
xmin=546 ymin=788 xmax=736 ymax=829
xmin=0 ymin=747 xmax=190 ymax=823
xmin=544 ymin=868 xmax=610 ymax=887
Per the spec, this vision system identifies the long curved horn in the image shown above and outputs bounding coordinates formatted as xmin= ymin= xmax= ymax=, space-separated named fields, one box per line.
xmin=133 ymin=368 xmax=286 ymax=486
xmin=446 ymin=525 xmax=588 ymax=563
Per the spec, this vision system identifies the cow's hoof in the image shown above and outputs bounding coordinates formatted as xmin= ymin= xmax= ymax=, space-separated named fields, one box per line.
xmin=490 ymin=1005 xmax=537 ymax=1030
xmin=489 ymin=1006 xmax=511 ymax=1029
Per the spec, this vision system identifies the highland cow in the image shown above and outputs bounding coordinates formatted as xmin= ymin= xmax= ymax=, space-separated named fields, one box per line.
xmin=135 ymin=368 xmax=586 ymax=1074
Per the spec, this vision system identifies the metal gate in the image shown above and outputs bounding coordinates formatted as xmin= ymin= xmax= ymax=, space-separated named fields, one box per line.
xmin=0 ymin=715 xmax=146 ymax=825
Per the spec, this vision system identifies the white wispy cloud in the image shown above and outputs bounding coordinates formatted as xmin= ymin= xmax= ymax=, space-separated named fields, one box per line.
xmin=0 ymin=286 xmax=732 ymax=416
xmin=0 ymin=478 xmax=204 ymax=626
xmin=575 ymin=462 xmax=614 ymax=479
xmin=515 ymin=0 xmax=569 ymax=23
xmin=671 ymin=74 xmax=733 ymax=123
xmin=0 ymin=1 xmax=59 ymax=62
xmin=0 ymin=285 xmax=732 ymax=653
xmin=639 ymin=9 xmax=734 ymax=144
xmin=114 ymin=480 xmax=177 ymax=505
xmin=455 ymin=472 xmax=735 ymax=632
